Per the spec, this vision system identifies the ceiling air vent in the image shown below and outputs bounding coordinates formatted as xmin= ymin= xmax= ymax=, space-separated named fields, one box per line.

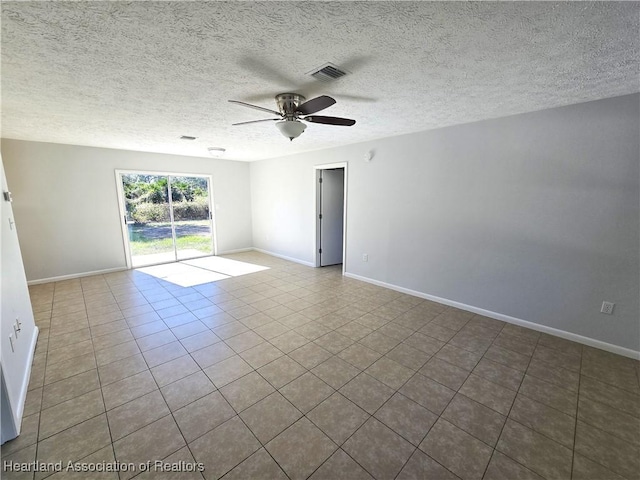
xmin=180 ymin=135 xmax=197 ymax=140
xmin=308 ymin=63 xmax=348 ymax=82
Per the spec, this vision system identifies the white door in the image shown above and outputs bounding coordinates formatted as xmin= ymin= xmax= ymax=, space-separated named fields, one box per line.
xmin=319 ymin=168 xmax=344 ymax=266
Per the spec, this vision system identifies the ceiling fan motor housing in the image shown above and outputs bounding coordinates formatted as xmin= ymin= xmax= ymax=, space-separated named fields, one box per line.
xmin=276 ymin=93 xmax=306 ymax=119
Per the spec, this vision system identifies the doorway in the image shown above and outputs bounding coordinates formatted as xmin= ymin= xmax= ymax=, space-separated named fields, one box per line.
xmin=315 ymin=163 xmax=347 ymax=269
xmin=116 ymin=171 xmax=216 ymax=268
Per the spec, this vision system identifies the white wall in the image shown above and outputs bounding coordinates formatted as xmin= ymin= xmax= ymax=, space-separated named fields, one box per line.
xmin=1 ymin=153 xmax=38 ymax=441
xmin=251 ymin=94 xmax=640 ymax=353
xmin=1 ymin=141 xmax=253 ymax=282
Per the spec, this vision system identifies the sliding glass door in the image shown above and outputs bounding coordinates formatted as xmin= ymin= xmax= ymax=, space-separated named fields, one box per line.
xmin=118 ymin=172 xmax=215 ymax=268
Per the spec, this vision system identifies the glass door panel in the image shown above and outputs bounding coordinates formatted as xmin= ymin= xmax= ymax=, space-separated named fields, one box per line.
xmin=122 ymin=174 xmax=176 ymax=267
xmin=171 ymin=175 xmax=214 ymax=260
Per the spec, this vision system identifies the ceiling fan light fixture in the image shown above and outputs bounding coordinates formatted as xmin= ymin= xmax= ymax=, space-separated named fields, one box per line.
xmin=276 ymin=120 xmax=306 ymax=141
xmin=207 ymin=147 xmax=226 ymax=157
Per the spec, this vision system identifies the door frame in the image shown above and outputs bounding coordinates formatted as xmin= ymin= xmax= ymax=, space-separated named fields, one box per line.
xmin=314 ymin=162 xmax=348 ymax=273
xmin=115 ymin=169 xmax=218 ymax=269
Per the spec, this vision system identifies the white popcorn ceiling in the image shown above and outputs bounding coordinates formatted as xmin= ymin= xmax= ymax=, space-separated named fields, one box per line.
xmin=1 ymin=1 xmax=639 ymax=162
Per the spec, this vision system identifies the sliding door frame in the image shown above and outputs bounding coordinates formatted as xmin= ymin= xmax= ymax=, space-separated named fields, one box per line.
xmin=115 ymin=169 xmax=218 ymax=269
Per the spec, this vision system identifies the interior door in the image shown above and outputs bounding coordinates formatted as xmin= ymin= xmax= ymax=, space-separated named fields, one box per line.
xmin=319 ymin=168 xmax=344 ymax=266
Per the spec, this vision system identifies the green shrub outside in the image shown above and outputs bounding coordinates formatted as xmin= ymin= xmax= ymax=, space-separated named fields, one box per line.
xmin=131 ymin=196 xmax=209 ymax=224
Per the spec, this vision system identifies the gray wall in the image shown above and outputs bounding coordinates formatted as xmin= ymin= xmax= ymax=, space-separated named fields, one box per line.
xmin=1 ymin=141 xmax=253 ymax=281
xmin=251 ymin=94 xmax=640 ymax=352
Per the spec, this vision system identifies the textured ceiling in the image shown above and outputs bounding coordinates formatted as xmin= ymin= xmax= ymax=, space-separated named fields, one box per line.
xmin=1 ymin=1 xmax=639 ymax=161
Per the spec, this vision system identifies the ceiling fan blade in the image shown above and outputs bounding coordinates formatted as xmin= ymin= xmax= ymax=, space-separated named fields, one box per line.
xmin=232 ymin=118 xmax=280 ymax=126
xmin=228 ymin=100 xmax=282 ymax=117
xmin=303 ymin=115 xmax=356 ymax=126
xmin=296 ymin=95 xmax=336 ymax=115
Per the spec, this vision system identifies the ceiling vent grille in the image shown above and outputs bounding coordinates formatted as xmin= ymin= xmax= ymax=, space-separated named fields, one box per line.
xmin=308 ymin=63 xmax=348 ymax=82
xmin=180 ymin=135 xmax=197 ymax=140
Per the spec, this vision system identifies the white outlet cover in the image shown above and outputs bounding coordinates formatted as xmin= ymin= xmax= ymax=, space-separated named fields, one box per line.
xmin=600 ymin=301 xmax=615 ymax=315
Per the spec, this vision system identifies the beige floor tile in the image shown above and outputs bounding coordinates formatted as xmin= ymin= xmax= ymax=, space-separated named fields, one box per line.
xmin=338 ymin=343 xmax=383 ymax=370
xmin=151 ymin=354 xmax=201 ymax=387
xmin=472 ymin=357 xmax=523 ymax=391
xmin=312 ymin=356 xmax=361 ymax=389
xmin=420 ymin=418 xmax=493 ymax=480
xmin=160 ymin=371 xmax=215 ymax=411
xmin=136 ymin=329 xmax=177 ymax=352
xmin=39 ymin=389 xmax=105 ymax=440
xmin=42 ymin=369 xmax=100 ymax=409
xmin=519 ymin=374 xmax=577 ymax=416
xmin=309 ymin=448 xmax=373 ymax=480
xmin=113 ymin=415 xmax=186 ymax=480
xmin=571 ymin=453 xmax=626 ymax=480
xmin=419 ymin=357 xmax=470 ymax=390
xmin=308 ymin=392 xmax=369 ymax=445
xmin=239 ymin=342 xmax=284 ymax=369
xmin=173 ymin=392 xmax=236 ymax=442
xmin=240 ymin=392 xmax=302 ymax=443
xmin=289 ymin=342 xmax=333 ymax=369
xmin=107 ymin=390 xmax=170 ymax=441
xmin=442 ymin=394 xmax=506 ymax=447
xmin=3 ymin=444 xmax=37 ymax=480
xmin=510 ymin=394 xmax=576 ymax=448
xmin=458 ymin=374 xmax=516 ymax=416
xmin=190 ymin=416 xmax=261 ymax=480
xmin=574 ymin=420 xmax=640 ymax=479
xmin=223 ymin=448 xmax=288 ymax=480
xmin=21 ymin=253 xmax=640 ymax=480
xmin=95 ymin=340 xmax=141 ymax=366
xmin=344 ymin=418 xmax=415 ymax=480
xmin=179 ymin=330 xmax=220 ymax=352
xmin=483 ymin=451 xmax=544 ymax=480
xmin=375 ymin=392 xmax=437 ymax=446
xmin=399 ymin=372 xmax=455 ymax=415
xmin=280 ymin=372 xmax=335 ymax=413
xmin=44 ymin=351 xmax=96 ymax=385
xmin=397 ymin=449 xmax=459 ymax=480
xmin=36 ymin=414 xmax=111 ymax=467
xmin=483 ymin=344 xmax=531 ymax=372
xmin=266 ymin=418 xmax=337 ymax=480
xmin=219 ymin=371 xmax=275 ymax=412
xmin=435 ymin=344 xmax=483 ymax=371
xmin=497 ymin=419 xmax=573 ymax=480
xmin=578 ymin=396 xmax=640 ymax=445
xmin=526 ymin=356 xmax=580 ymax=392
xmin=142 ymin=340 xmax=189 ymax=368
xmin=97 ymin=353 xmax=148 ymax=386
xmin=257 ymin=355 xmax=307 ymax=389
xmin=340 ymin=372 xmax=395 ymax=415
xmin=102 ymin=370 xmax=157 ymax=410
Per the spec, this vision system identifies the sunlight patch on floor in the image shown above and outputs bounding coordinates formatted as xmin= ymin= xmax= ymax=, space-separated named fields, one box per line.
xmin=136 ymin=255 xmax=269 ymax=287
xmin=183 ymin=256 xmax=270 ymax=277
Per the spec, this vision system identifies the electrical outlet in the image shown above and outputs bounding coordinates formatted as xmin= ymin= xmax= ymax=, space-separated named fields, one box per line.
xmin=362 ymin=254 xmax=368 ymax=262
xmin=600 ymin=301 xmax=615 ymax=315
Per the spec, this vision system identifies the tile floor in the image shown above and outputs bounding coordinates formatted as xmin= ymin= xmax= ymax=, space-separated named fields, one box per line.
xmin=2 ymin=252 xmax=639 ymax=480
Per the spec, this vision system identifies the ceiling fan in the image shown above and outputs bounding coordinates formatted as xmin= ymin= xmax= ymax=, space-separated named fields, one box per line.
xmin=228 ymin=93 xmax=356 ymax=141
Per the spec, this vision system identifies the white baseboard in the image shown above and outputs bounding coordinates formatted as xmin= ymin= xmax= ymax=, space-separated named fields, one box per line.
xmin=344 ymin=272 xmax=640 ymax=360
xmin=27 ymin=267 xmax=128 ymax=285
xmin=217 ymin=248 xmax=254 ymax=255
xmin=252 ymin=248 xmax=315 ymax=267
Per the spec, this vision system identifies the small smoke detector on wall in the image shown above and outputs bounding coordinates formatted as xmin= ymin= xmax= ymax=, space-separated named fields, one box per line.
xmin=207 ymin=147 xmax=226 ymax=158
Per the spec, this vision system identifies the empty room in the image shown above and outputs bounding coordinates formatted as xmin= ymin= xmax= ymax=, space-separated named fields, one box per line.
xmin=1 ymin=2 xmax=639 ymax=480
